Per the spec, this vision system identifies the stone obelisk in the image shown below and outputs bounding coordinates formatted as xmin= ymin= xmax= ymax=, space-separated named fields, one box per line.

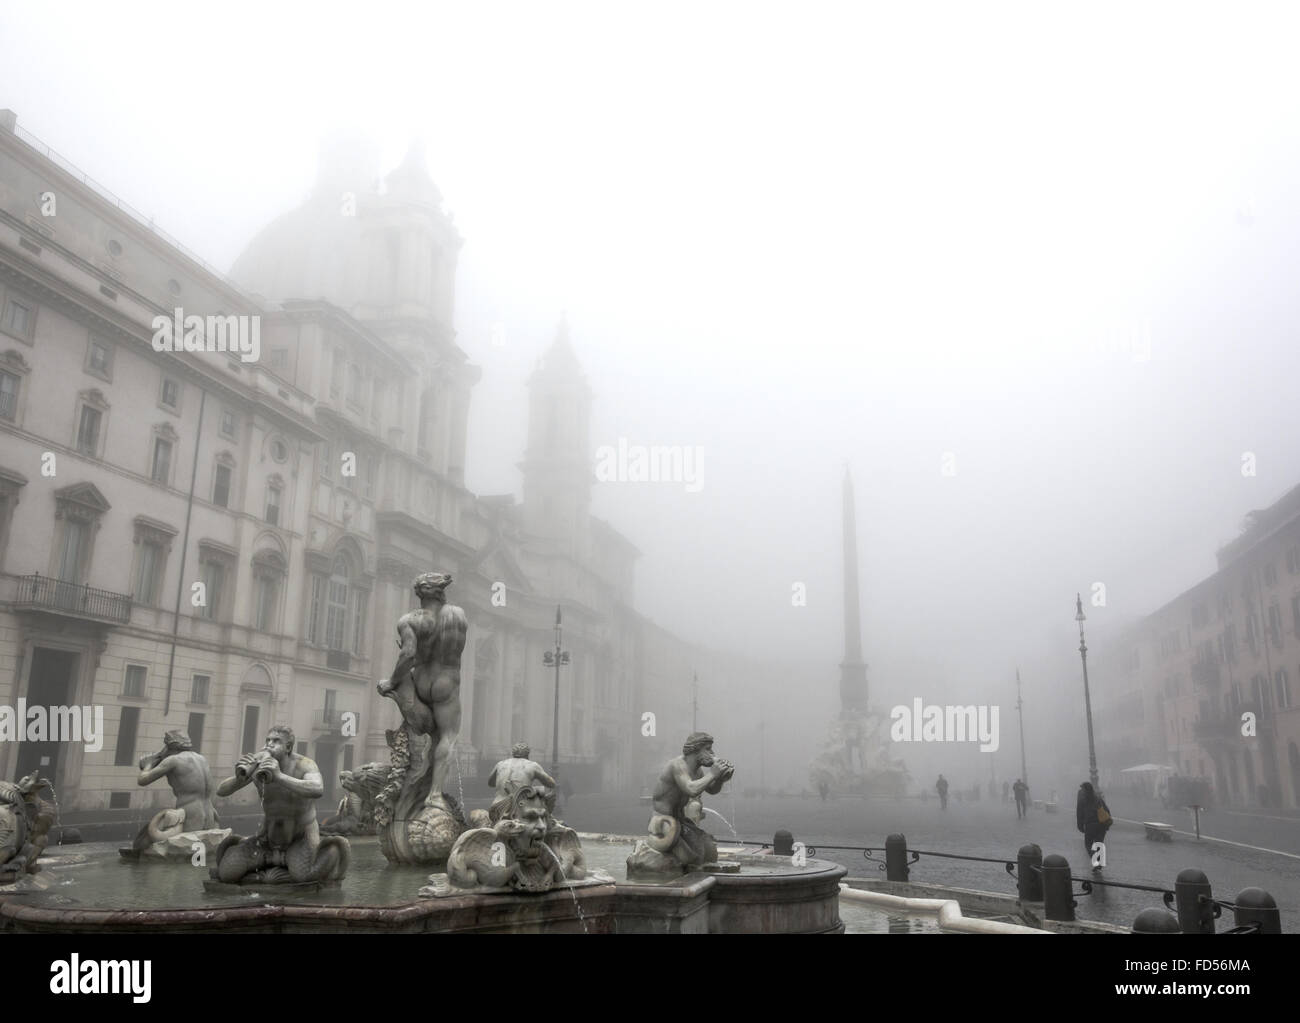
xmin=839 ymin=468 xmax=869 ymax=714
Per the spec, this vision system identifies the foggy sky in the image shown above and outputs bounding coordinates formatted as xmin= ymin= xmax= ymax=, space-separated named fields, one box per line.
xmin=6 ymin=2 xmax=1300 ymax=789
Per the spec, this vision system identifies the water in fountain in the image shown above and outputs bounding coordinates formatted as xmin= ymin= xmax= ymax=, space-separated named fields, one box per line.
xmin=702 ymin=806 xmax=738 ymax=840
xmin=43 ymin=780 xmax=63 ymax=846
xmin=539 ymin=841 xmax=589 ymax=934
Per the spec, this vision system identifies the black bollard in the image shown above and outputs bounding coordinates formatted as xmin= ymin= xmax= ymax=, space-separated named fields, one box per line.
xmin=1017 ymin=843 xmax=1043 ymax=902
xmin=885 ymin=833 xmax=909 ymax=881
xmin=1233 ymin=888 xmax=1281 ymax=934
xmin=1132 ymin=908 xmax=1181 ymax=933
xmin=1174 ymin=868 xmax=1217 ymax=934
xmin=773 ymin=830 xmax=794 ymax=856
xmin=1042 ymin=854 xmax=1075 ymax=922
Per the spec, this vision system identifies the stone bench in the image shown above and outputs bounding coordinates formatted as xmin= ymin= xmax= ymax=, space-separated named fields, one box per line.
xmin=1143 ymin=822 xmax=1173 ymax=841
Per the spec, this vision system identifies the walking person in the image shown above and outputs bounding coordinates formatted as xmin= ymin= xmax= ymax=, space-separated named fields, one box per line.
xmin=935 ymin=774 xmax=948 ymax=810
xmin=1002 ymin=780 xmax=1010 ymax=803
xmin=1076 ymin=781 xmax=1112 ymax=872
xmin=1012 ymin=778 xmax=1028 ymax=819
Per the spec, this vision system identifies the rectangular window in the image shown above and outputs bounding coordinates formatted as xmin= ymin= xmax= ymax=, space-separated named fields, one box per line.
xmin=308 ymin=575 xmax=325 ymax=644
xmin=0 ymin=370 xmax=18 ymax=421
xmin=160 ymin=377 xmax=180 ymax=409
xmin=347 ymin=365 xmax=362 ymax=406
xmin=134 ymin=541 xmax=161 ymax=604
xmin=1264 ymin=563 xmax=1279 ymax=586
xmin=320 ymin=442 xmax=332 ymax=480
xmin=187 ymin=712 xmax=205 ymax=753
xmin=220 ymin=410 xmax=236 ymax=438
xmin=151 ymin=437 xmax=172 ymax=484
xmin=364 ymin=458 xmax=376 ymax=500
xmin=115 ymin=706 xmax=141 ymax=766
xmin=240 ymin=705 xmax=260 ymax=756
xmin=123 ymin=664 xmax=147 ymax=698
xmin=255 ymin=575 xmax=278 ymax=632
xmin=200 ymin=560 xmax=225 ymax=620
xmin=87 ymin=338 xmax=113 ymax=378
xmin=3 ymin=297 xmax=33 ymax=339
xmin=191 ymin=674 xmax=210 ymax=705
xmin=326 ymin=579 xmax=348 ymax=650
xmin=213 ymin=463 xmax=232 ymax=507
xmin=265 ymin=485 xmax=281 ymax=526
xmin=343 ymin=744 xmax=354 ymax=771
xmin=76 ymin=405 xmax=102 ymax=456
xmin=58 ymin=519 xmax=87 ymax=582
xmin=109 ymin=791 xmax=131 ymax=810
xmin=269 ymin=348 xmax=287 ymax=369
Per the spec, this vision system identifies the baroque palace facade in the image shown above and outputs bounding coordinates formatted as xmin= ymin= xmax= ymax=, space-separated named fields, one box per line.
xmin=1091 ymin=484 xmax=1300 ymax=809
xmin=0 ymin=111 xmax=722 ymax=815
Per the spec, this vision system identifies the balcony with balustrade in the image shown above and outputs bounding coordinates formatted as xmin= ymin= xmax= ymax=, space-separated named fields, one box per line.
xmin=13 ymin=573 xmax=131 ymax=624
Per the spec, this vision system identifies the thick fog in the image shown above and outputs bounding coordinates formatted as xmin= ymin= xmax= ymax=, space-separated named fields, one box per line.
xmin=6 ymin=2 xmax=1300 ymax=793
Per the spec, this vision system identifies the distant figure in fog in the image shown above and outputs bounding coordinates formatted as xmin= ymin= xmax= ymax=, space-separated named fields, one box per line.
xmin=818 ymin=781 xmax=829 ymax=802
xmin=1013 ymin=778 xmax=1028 ymax=819
xmin=1002 ymin=780 xmax=1010 ymax=803
xmin=935 ymin=774 xmax=948 ymax=810
xmin=1077 ymin=781 xmax=1112 ymax=871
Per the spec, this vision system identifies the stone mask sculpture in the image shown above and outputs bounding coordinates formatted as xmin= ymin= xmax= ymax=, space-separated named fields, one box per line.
xmin=420 ymin=761 xmax=605 ymax=897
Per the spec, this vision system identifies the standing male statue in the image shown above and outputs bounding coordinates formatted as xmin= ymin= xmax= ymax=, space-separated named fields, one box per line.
xmin=211 ymin=726 xmax=348 ymax=884
xmin=377 ymin=572 xmax=468 ymax=804
xmin=487 ymin=742 xmax=557 ymax=823
xmin=132 ymin=729 xmax=218 ymax=850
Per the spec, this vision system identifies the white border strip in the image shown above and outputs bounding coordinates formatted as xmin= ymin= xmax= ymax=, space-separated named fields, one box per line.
xmin=839 ymin=884 xmax=1052 ymax=934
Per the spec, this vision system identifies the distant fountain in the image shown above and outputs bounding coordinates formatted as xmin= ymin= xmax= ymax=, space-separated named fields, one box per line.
xmin=810 ymin=470 xmax=909 ymax=797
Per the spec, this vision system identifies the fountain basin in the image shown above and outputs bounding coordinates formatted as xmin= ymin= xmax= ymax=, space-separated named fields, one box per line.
xmin=0 ymin=835 xmax=847 ymax=934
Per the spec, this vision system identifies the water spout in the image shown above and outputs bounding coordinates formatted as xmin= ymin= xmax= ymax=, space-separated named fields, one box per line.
xmin=540 ymin=841 xmax=589 ymax=934
xmin=702 ymin=806 xmax=738 ymax=839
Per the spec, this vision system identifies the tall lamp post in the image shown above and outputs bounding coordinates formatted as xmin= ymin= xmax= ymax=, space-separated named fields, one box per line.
xmin=1075 ymin=594 xmax=1100 ymax=789
xmin=1015 ymin=667 xmax=1028 ymax=787
xmin=543 ymin=604 xmax=569 ymax=773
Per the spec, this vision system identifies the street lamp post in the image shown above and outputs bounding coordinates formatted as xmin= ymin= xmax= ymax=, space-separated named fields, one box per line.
xmin=543 ymin=605 xmax=569 ymax=773
xmin=1075 ymin=593 xmax=1100 ymax=790
xmin=1016 ymin=667 xmax=1028 ymax=787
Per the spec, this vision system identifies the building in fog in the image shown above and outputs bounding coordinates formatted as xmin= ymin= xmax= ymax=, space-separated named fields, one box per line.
xmin=0 ymin=111 xmax=759 ymax=816
xmin=1095 ymin=484 xmax=1300 ymax=808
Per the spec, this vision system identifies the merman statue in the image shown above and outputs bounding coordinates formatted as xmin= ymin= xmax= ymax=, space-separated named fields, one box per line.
xmin=627 ymin=732 xmax=734 ymax=877
xmin=210 ymin=725 xmax=348 ymax=885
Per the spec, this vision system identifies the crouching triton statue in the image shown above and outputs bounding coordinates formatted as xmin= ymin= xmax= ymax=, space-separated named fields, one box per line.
xmin=626 ymin=732 xmax=735 ymax=877
xmin=209 ymin=726 xmax=349 ymax=886
xmin=123 ymin=729 xmax=230 ymax=861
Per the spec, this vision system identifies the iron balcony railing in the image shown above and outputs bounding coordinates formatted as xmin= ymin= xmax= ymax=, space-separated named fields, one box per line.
xmin=17 ymin=573 xmax=131 ymax=623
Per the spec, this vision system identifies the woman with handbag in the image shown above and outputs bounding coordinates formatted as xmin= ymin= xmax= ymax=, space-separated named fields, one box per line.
xmin=1076 ymin=781 xmax=1112 ymax=871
